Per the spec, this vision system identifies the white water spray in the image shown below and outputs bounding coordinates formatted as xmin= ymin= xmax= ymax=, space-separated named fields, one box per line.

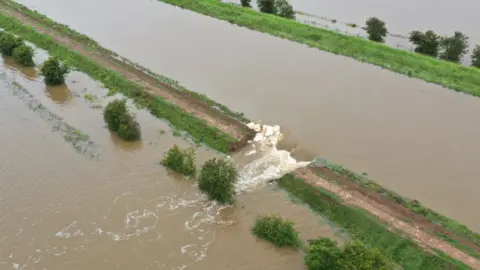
xmin=236 ymin=122 xmax=312 ymax=192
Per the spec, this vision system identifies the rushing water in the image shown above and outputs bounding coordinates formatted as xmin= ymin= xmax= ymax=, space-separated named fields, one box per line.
xmin=12 ymin=0 xmax=480 ymax=232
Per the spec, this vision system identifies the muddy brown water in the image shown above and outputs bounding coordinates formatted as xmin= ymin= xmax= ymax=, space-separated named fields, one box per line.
xmin=0 ymin=47 xmax=341 ymax=269
xmin=12 ymin=0 xmax=480 ymax=232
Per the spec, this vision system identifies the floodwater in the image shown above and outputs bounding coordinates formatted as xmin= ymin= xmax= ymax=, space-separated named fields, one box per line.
xmin=0 ymin=48 xmax=341 ymax=269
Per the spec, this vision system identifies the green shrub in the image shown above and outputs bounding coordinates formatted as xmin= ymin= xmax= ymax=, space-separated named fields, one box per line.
xmin=240 ymin=0 xmax=251 ymax=7
xmin=365 ymin=17 xmax=387 ymax=43
xmin=0 ymin=31 xmax=23 ymax=56
xmin=305 ymin=238 xmax=342 ymax=270
xmin=251 ymin=215 xmax=300 ymax=248
xmin=12 ymin=44 xmax=35 ymax=67
xmin=40 ymin=57 xmax=70 ymax=85
xmin=103 ymin=99 xmax=141 ymax=141
xmin=162 ymin=144 xmax=196 ymax=176
xmin=198 ymin=158 xmax=237 ymax=204
xmin=275 ymin=0 xmax=295 ymax=19
xmin=257 ymin=0 xmax=276 ymax=14
xmin=339 ymin=241 xmax=390 ymax=270
xmin=472 ymin=45 xmax=480 ymax=68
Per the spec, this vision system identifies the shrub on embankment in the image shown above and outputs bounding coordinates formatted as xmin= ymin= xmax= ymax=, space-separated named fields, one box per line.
xmin=277 ymin=174 xmax=471 ymax=269
xmin=40 ymin=57 xmax=70 ymax=85
xmin=159 ymin=0 xmax=480 ymax=98
xmin=161 ymin=144 xmax=196 ymax=176
xmin=251 ymin=215 xmax=300 ymax=248
xmin=103 ymin=99 xmax=141 ymax=141
xmin=198 ymin=158 xmax=237 ymax=204
xmin=0 ymin=11 xmax=236 ymax=153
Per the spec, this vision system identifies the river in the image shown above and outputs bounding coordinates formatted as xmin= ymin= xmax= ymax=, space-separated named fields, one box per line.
xmin=11 ymin=0 xmax=480 ymax=231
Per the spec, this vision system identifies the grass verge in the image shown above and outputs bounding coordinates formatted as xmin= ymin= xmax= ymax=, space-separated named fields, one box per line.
xmin=278 ymin=174 xmax=471 ymax=269
xmin=0 ymin=12 xmax=236 ymax=153
xmin=160 ymin=0 xmax=480 ymax=97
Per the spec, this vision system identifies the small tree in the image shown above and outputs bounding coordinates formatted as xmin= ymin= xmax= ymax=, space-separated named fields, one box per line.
xmin=339 ymin=241 xmax=389 ymax=270
xmin=162 ymin=145 xmax=196 ymax=176
xmin=40 ymin=57 xmax=70 ymax=85
xmin=439 ymin=31 xmax=469 ymax=63
xmin=0 ymin=32 xmax=23 ymax=56
xmin=275 ymin=0 xmax=295 ymax=19
xmin=12 ymin=44 xmax=35 ymax=67
xmin=305 ymin=238 xmax=342 ymax=270
xmin=198 ymin=158 xmax=237 ymax=204
xmin=409 ymin=30 xmax=440 ymax=57
xmin=471 ymin=45 xmax=480 ymax=68
xmin=103 ymin=99 xmax=141 ymax=141
xmin=365 ymin=17 xmax=387 ymax=43
xmin=252 ymin=215 xmax=300 ymax=248
xmin=257 ymin=0 xmax=276 ymax=14
xmin=240 ymin=0 xmax=251 ymax=7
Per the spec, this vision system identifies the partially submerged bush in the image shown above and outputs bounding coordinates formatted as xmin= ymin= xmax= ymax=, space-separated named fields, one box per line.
xmin=198 ymin=158 xmax=237 ymax=204
xmin=439 ymin=31 xmax=469 ymax=63
xmin=240 ymin=0 xmax=251 ymax=7
xmin=103 ymin=99 xmax=141 ymax=141
xmin=251 ymin=215 xmax=300 ymax=248
xmin=0 ymin=31 xmax=23 ymax=56
xmin=162 ymin=145 xmax=196 ymax=176
xmin=409 ymin=30 xmax=440 ymax=57
xmin=275 ymin=0 xmax=295 ymax=19
xmin=12 ymin=44 xmax=35 ymax=67
xmin=40 ymin=57 xmax=70 ymax=85
xmin=257 ymin=0 xmax=276 ymax=14
xmin=365 ymin=17 xmax=387 ymax=43
xmin=472 ymin=45 xmax=480 ymax=68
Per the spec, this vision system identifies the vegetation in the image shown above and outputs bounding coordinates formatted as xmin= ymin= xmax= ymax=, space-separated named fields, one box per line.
xmin=278 ymin=174 xmax=470 ymax=269
xmin=40 ymin=57 xmax=70 ymax=85
xmin=240 ymin=0 xmax=251 ymax=8
xmin=159 ymin=0 xmax=480 ymax=97
xmin=257 ymin=0 xmax=276 ymax=14
xmin=472 ymin=45 xmax=480 ymax=68
xmin=0 ymin=31 xmax=23 ymax=56
xmin=365 ymin=17 xmax=387 ymax=43
xmin=198 ymin=158 xmax=237 ymax=204
xmin=274 ymin=0 xmax=295 ymax=20
xmin=103 ymin=99 xmax=141 ymax=141
xmin=409 ymin=30 xmax=440 ymax=57
xmin=0 ymin=10 xmax=236 ymax=153
xmin=305 ymin=238 xmax=390 ymax=270
xmin=251 ymin=215 xmax=300 ymax=248
xmin=161 ymin=144 xmax=196 ymax=176
xmin=439 ymin=31 xmax=469 ymax=63
xmin=12 ymin=43 xmax=35 ymax=67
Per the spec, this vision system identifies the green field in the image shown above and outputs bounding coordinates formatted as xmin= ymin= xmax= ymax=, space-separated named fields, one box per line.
xmin=160 ymin=0 xmax=480 ymax=97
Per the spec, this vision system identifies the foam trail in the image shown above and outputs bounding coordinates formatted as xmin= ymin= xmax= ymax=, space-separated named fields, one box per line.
xmin=236 ymin=122 xmax=311 ymax=192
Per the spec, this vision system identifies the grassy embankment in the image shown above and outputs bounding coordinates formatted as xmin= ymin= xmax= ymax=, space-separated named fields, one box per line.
xmin=278 ymin=174 xmax=471 ymax=269
xmin=0 ymin=10 xmax=236 ymax=153
xmin=160 ymin=0 xmax=480 ymax=97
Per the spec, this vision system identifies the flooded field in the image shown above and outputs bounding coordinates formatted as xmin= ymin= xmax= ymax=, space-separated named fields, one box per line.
xmin=0 ymin=47 xmax=341 ymax=269
xmin=12 ymin=0 xmax=480 ymax=231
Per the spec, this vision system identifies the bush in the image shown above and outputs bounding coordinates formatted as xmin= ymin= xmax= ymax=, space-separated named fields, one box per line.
xmin=162 ymin=144 xmax=196 ymax=176
xmin=257 ymin=0 xmax=276 ymax=14
xmin=439 ymin=31 xmax=469 ymax=63
xmin=305 ymin=238 xmax=342 ymax=270
xmin=40 ymin=57 xmax=70 ymax=85
xmin=472 ymin=45 xmax=480 ymax=68
xmin=198 ymin=158 xmax=237 ymax=204
xmin=275 ymin=0 xmax=295 ymax=19
xmin=0 ymin=31 xmax=23 ymax=56
xmin=12 ymin=44 xmax=35 ymax=67
xmin=365 ymin=17 xmax=387 ymax=43
xmin=409 ymin=30 xmax=440 ymax=57
xmin=339 ymin=241 xmax=389 ymax=270
xmin=240 ymin=0 xmax=251 ymax=7
xmin=251 ymin=215 xmax=300 ymax=248
xmin=103 ymin=99 xmax=141 ymax=141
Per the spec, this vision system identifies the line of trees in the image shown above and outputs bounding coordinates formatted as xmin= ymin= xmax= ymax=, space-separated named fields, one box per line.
xmin=365 ymin=17 xmax=480 ymax=68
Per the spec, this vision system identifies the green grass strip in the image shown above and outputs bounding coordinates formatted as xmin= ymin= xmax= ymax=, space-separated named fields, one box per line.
xmin=277 ymin=174 xmax=471 ymax=269
xmin=0 ymin=13 xmax=236 ymax=153
xmin=160 ymin=0 xmax=480 ymax=97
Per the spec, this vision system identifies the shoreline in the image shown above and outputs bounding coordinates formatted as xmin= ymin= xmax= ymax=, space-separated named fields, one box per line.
xmin=1 ymin=0 xmax=479 ymax=268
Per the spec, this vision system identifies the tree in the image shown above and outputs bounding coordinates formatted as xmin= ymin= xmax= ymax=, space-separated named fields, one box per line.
xmin=103 ymin=99 xmax=141 ymax=141
xmin=409 ymin=30 xmax=440 ymax=57
xmin=365 ymin=17 xmax=387 ymax=43
xmin=338 ymin=241 xmax=389 ymax=270
xmin=12 ymin=44 xmax=35 ymax=67
xmin=439 ymin=31 xmax=469 ymax=63
xmin=162 ymin=145 xmax=196 ymax=176
xmin=251 ymin=215 xmax=300 ymax=248
xmin=305 ymin=238 xmax=342 ymax=270
xmin=40 ymin=57 xmax=70 ymax=85
xmin=275 ymin=0 xmax=295 ymax=19
xmin=0 ymin=32 xmax=23 ymax=56
xmin=198 ymin=158 xmax=237 ymax=204
xmin=240 ymin=0 xmax=251 ymax=7
xmin=471 ymin=45 xmax=480 ymax=68
xmin=257 ymin=0 xmax=276 ymax=14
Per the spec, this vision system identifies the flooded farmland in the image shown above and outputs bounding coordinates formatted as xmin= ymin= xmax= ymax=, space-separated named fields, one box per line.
xmin=0 ymin=47 xmax=341 ymax=269
xmin=12 ymin=0 xmax=480 ymax=231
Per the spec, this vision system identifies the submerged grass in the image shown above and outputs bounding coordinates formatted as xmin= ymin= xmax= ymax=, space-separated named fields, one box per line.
xmin=0 ymin=12 xmax=236 ymax=153
xmin=0 ymin=0 xmax=248 ymax=123
xmin=160 ymin=0 xmax=480 ymax=97
xmin=251 ymin=215 xmax=301 ymax=248
xmin=277 ymin=174 xmax=471 ymax=270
